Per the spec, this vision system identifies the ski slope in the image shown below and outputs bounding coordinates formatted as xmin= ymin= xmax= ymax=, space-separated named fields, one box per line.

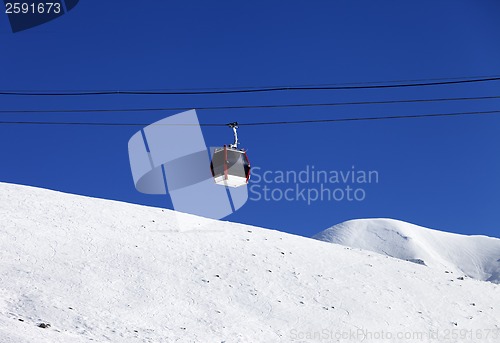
xmin=0 ymin=183 xmax=499 ymax=342
xmin=313 ymin=218 xmax=500 ymax=284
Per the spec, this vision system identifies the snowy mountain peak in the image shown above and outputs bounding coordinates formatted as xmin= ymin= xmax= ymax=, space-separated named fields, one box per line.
xmin=1 ymin=183 xmax=499 ymax=342
xmin=313 ymin=218 xmax=500 ymax=283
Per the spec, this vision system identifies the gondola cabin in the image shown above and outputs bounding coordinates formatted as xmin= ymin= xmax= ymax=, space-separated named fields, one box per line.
xmin=210 ymin=145 xmax=250 ymax=187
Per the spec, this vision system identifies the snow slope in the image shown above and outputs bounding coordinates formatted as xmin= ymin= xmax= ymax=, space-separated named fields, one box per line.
xmin=313 ymin=218 xmax=500 ymax=284
xmin=0 ymin=183 xmax=499 ymax=342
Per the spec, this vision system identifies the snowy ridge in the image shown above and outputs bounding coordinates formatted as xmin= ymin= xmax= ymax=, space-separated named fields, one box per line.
xmin=313 ymin=218 xmax=500 ymax=283
xmin=0 ymin=183 xmax=499 ymax=342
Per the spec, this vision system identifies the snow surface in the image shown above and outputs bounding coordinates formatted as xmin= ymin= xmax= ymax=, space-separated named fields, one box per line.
xmin=0 ymin=183 xmax=499 ymax=342
xmin=313 ymin=218 xmax=500 ymax=284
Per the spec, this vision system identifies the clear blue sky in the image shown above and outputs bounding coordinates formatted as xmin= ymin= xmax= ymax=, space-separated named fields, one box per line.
xmin=1 ymin=0 xmax=499 ymax=238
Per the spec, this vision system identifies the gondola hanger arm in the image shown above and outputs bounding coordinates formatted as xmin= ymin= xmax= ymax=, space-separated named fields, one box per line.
xmin=228 ymin=122 xmax=239 ymax=149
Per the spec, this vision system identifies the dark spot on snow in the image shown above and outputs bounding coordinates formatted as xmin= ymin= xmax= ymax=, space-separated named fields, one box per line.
xmin=457 ymin=277 xmax=464 ymax=280
xmin=445 ymin=271 xmax=450 ymax=273
xmin=134 ymin=330 xmax=138 ymax=333
xmin=471 ymin=303 xmax=476 ymax=306
xmin=267 ymin=270 xmax=272 ymax=273
xmin=452 ymin=322 xmax=458 ymax=326
xmin=215 ymin=274 xmax=220 ymax=278
xmin=281 ymin=252 xmax=285 ymax=255
xmin=152 ymin=220 xmax=155 ymax=222
xmin=407 ymin=259 xmax=427 ymax=266
xmin=38 ymin=323 xmax=51 ymax=329
xmin=247 ymin=230 xmax=252 ymax=233
xmin=18 ymin=318 xmax=24 ymax=322
xmin=299 ymin=301 xmax=304 ymax=304
xmin=251 ymin=254 xmax=256 ymax=256
xmin=68 ymin=307 xmax=73 ymax=310
xmin=180 ymin=327 xmax=186 ymax=330
xmin=245 ymin=239 xmax=250 ymax=241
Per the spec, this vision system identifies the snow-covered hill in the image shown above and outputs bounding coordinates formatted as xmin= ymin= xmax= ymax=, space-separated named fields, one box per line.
xmin=313 ymin=218 xmax=500 ymax=284
xmin=0 ymin=183 xmax=499 ymax=342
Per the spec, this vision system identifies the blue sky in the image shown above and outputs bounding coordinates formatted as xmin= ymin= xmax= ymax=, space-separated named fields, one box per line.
xmin=0 ymin=0 xmax=499 ymax=238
